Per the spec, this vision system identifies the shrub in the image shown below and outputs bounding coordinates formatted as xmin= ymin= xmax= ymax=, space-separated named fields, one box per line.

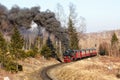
xmin=24 ymin=46 xmax=39 ymax=58
xmin=99 ymin=42 xmax=109 ymax=56
xmin=25 ymin=50 xmax=37 ymax=58
xmin=18 ymin=64 xmax=23 ymax=71
xmin=0 ymin=52 xmax=4 ymax=63
xmin=2 ymin=60 xmax=22 ymax=73
xmin=116 ymin=68 xmax=120 ymax=78
xmin=16 ymin=50 xmax=26 ymax=59
xmin=19 ymin=50 xmax=27 ymax=58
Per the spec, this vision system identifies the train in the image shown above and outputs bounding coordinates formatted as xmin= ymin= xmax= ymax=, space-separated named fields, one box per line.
xmin=63 ymin=48 xmax=97 ymax=62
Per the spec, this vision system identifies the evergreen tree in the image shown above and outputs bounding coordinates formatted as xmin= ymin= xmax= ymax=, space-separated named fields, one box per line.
xmin=40 ymin=37 xmax=56 ymax=59
xmin=111 ymin=32 xmax=119 ymax=57
xmin=46 ymin=37 xmax=55 ymax=53
xmin=40 ymin=44 xmax=51 ymax=59
xmin=10 ymin=26 xmax=24 ymax=59
xmin=111 ymin=32 xmax=118 ymax=45
xmin=0 ymin=31 xmax=22 ymax=72
xmin=0 ymin=32 xmax=7 ymax=53
xmin=0 ymin=32 xmax=7 ymax=65
xmin=68 ymin=17 xmax=79 ymax=49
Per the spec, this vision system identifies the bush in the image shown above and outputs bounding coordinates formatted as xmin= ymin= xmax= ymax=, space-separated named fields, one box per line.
xmin=0 ymin=54 xmax=4 ymax=63
xmin=18 ymin=64 xmax=23 ymax=71
xmin=17 ymin=50 xmax=26 ymax=59
xmin=99 ymin=42 xmax=109 ymax=56
xmin=99 ymin=49 xmax=105 ymax=55
xmin=2 ymin=60 xmax=22 ymax=73
xmin=24 ymin=47 xmax=39 ymax=58
xmin=116 ymin=69 xmax=120 ymax=78
xmin=25 ymin=50 xmax=37 ymax=58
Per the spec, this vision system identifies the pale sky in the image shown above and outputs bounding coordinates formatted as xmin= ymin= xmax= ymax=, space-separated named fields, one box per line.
xmin=0 ymin=0 xmax=120 ymax=33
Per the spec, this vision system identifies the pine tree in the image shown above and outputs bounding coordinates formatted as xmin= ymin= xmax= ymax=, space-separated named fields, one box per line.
xmin=111 ymin=33 xmax=118 ymax=45
xmin=46 ymin=37 xmax=55 ymax=53
xmin=40 ymin=44 xmax=51 ymax=59
xmin=68 ymin=17 xmax=79 ymax=49
xmin=0 ymin=32 xmax=7 ymax=53
xmin=10 ymin=26 xmax=24 ymax=59
xmin=0 ymin=32 xmax=7 ymax=65
xmin=40 ymin=37 xmax=56 ymax=59
xmin=111 ymin=32 xmax=119 ymax=57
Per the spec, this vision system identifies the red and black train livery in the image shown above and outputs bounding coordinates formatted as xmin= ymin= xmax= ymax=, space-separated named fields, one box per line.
xmin=63 ymin=48 xmax=97 ymax=63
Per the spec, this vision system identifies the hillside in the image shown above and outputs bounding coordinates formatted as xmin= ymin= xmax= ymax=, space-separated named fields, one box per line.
xmin=0 ymin=57 xmax=58 ymax=80
xmin=50 ymin=56 xmax=120 ymax=80
xmin=79 ymin=29 xmax=120 ymax=49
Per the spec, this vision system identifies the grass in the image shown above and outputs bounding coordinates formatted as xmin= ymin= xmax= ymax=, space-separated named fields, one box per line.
xmin=50 ymin=56 xmax=120 ymax=80
xmin=12 ymin=57 xmax=58 ymax=80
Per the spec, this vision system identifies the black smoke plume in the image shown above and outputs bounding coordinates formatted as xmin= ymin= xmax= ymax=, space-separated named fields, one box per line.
xmin=0 ymin=4 xmax=69 ymax=49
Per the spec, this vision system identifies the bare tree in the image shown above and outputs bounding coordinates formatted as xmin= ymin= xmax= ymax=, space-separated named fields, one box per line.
xmin=69 ymin=3 xmax=86 ymax=33
xmin=77 ymin=16 xmax=86 ymax=39
xmin=69 ymin=3 xmax=76 ymax=17
xmin=55 ymin=3 xmax=66 ymax=28
xmin=68 ymin=3 xmax=86 ymax=49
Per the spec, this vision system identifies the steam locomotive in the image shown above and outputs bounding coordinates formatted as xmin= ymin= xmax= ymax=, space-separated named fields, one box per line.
xmin=63 ymin=48 xmax=97 ymax=62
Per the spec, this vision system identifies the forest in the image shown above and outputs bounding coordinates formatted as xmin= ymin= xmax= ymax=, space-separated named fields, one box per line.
xmin=0 ymin=3 xmax=83 ymax=72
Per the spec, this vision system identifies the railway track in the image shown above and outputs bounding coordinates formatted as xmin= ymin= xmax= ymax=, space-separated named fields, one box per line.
xmin=40 ymin=56 xmax=97 ymax=80
xmin=40 ymin=63 xmax=65 ymax=80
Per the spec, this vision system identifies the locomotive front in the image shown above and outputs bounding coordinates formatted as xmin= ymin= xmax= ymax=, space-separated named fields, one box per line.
xmin=63 ymin=49 xmax=75 ymax=62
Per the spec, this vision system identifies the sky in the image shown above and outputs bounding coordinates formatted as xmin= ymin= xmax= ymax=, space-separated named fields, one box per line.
xmin=0 ymin=0 xmax=120 ymax=33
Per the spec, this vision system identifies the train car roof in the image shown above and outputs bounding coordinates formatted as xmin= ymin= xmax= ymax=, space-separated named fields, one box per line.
xmin=91 ymin=48 xmax=96 ymax=50
xmin=86 ymin=49 xmax=90 ymax=50
xmin=71 ymin=48 xmax=96 ymax=52
xmin=73 ymin=50 xmax=79 ymax=51
xmin=80 ymin=49 xmax=85 ymax=51
xmin=86 ymin=48 xmax=96 ymax=50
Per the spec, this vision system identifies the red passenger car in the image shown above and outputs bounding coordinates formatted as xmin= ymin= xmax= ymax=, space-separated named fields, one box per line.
xmin=63 ymin=48 xmax=97 ymax=63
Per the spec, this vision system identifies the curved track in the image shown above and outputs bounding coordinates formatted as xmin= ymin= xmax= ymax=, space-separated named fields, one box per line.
xmin=40 ymin=63 xmax=64 ymax=80
xmin=40 ymin=56 xmax=97 ymax=80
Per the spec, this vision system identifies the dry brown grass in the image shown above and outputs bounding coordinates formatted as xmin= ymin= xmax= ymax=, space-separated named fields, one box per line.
xmin=0 ymin=57 xmax=58 ymax=80
xmin=50 ymin=56 xmax=120 ymax=80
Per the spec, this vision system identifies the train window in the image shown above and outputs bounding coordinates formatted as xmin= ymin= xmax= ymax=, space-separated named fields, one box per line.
xmin=77 ymin=51 xmax=80 ymax=53
xmin=73 ymin=51 xmax=76 ymax=54
xmin=86 ymin=50 xmax=89 ymax=53
xmin=81 ymin=50 xmax=85 ymax=54
xmin=77 ymin=51 xmax=80 ymax=57
xmin=90 ymin=50 xmax=93 ymax=53
xmin=93 ymin=49 xmax=96 ymax=52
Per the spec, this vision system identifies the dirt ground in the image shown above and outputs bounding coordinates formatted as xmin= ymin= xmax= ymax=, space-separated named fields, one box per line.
xmin=0 ymin=57 xmax=58 ymax=80
xmin=50 ymin=56 xmax=120 ymax=80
